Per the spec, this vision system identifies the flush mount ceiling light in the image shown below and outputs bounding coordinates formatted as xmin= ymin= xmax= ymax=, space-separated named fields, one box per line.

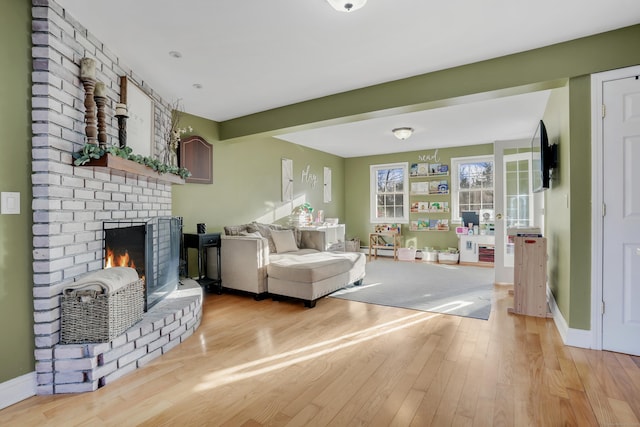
xmin=326 ymin=0 xmax=367 ymax=12
xmin=392 ymin=127 xmax=414 ymax=140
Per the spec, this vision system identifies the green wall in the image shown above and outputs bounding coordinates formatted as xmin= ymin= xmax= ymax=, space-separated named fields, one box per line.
xmin=567 ymin=76 xmax=594 ymax=329
xmin=0 ymin=0 xmax=34 ymax=383
xmin=172 ymin=113 xmax=346 ymax=237
xmin=344 ymin=144 xmax=494 ymax=248
xmin=544 ymin=85 xmax=572 ymax=320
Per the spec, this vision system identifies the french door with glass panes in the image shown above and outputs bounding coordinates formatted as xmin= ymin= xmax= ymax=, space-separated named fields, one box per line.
xmin=494 ymin=140 xmax=544 ymax=284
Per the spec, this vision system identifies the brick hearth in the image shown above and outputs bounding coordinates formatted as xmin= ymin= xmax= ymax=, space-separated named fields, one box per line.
xmin=53 ymin=281 xmax=202 ymax=393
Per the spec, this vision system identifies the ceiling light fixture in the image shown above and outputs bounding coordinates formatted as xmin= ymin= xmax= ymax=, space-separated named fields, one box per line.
xmin=326 ymin=0 xmax=367 ymax=12
xmin=392 ymin=127 xmax=414 ymax=140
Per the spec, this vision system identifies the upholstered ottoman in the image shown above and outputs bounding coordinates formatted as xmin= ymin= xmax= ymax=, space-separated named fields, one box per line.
xmin=267 ymin=250 xmax=365 ymax=307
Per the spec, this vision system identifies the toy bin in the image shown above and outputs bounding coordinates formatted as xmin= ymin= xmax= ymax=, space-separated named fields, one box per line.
xmin=398 ymin=247 xmax=417 ymax=261
xmin=422 ymin=249 xmax=439 ymax=262
xmin=438 ymin=252 xmax=459 ymax=264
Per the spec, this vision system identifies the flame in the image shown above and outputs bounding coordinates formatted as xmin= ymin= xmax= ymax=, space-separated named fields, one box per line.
xmin=105 ymin=247 xmax=136 ymax=270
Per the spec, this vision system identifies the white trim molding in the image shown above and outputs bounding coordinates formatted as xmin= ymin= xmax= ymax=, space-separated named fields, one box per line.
xmin=547 ymin=288 xmax=594 ymax=349
xmin=0 ymin=372 xmax=36 ymax=410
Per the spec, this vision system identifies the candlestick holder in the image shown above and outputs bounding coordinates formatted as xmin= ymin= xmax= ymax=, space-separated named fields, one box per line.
xmin=94 ymin=94 xmax=107 ymax=148
xmin=81 ymin=77 xmax=98 ymax=145
xmin=116 ymin=116 xmax=128 ymax=148
xmin=115 ymin=103 xmax=129 ymax=148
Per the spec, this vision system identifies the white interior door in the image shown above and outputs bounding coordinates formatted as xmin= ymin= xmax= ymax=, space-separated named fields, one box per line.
xmin=494 ymin=140 xmax=541 ymax=284
xmin=602 ymin=75 xmax=640 ymax=356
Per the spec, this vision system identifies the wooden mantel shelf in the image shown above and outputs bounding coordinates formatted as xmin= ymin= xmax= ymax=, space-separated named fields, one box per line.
xmin=79 ymin=154 xmax=185 ymax=185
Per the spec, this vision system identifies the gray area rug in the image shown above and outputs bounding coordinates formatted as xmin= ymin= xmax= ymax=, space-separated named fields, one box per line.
xmin=330 ymin=260 xmax=494 ymax=320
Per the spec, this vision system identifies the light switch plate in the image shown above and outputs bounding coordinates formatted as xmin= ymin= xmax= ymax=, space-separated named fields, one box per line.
xmin=1 ymin=192 xmax=20 ymax=214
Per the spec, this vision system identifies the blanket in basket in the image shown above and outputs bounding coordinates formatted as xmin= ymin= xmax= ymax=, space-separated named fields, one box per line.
xmin=64 ymin=267 xmax=139 ymax=295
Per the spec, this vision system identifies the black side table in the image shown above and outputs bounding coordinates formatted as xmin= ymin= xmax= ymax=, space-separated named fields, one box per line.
xmin=183 ymin=232 xmax=221 ymax=293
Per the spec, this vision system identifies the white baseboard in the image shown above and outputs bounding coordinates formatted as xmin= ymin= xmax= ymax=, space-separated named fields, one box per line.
xmin=0 ymin=372 xmax=36 ymax=410
xmin=547 ymin=288 xmax=595 ymax=349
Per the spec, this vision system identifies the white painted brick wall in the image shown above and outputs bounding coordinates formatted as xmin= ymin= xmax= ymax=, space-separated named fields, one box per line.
xmin=31 ymin=0 xmax=196 ymax=395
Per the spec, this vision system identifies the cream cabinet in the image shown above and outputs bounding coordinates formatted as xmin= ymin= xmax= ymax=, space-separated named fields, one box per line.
xmin=458 ymin=234 xmax=495 ymax=265
xmin=300 ymin=224 xmax=345 ymax=251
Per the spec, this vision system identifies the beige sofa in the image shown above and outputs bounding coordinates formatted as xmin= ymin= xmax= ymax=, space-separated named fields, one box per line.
xmin=215 ymin=222 xmax=365 ymax=307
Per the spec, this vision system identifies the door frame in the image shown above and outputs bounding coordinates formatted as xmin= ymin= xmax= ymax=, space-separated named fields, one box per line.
xmin=494 ymin=139 xmax=533 ymax=285
xmin=590 ymin=64 xmax=640 ymax=351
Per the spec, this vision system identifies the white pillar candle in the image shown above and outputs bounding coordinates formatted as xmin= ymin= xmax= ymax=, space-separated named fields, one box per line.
xmin=115 ymin=103 xmax=128 ymax=116
xmin=94 ymin=81 xmax=106 ymax=97
xmin=80 ymin=57 xmax=96 ymax=80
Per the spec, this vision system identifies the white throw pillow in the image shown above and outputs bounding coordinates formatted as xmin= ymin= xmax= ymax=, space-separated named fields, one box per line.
xmin=271 ymin=229 xmax=299 ymax=253
xmin=239 ymin=231 xmax=262 ymax=238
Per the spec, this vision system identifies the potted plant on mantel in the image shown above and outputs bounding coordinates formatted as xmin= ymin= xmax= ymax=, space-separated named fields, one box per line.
xmin=73 ymin=144 xmax=191 ymax=183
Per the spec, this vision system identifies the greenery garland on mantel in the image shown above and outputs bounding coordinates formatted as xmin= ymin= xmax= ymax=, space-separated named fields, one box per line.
xmin=73 ymin=144 xmax=191 ymax=180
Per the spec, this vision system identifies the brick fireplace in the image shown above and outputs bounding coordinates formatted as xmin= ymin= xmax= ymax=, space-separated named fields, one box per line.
xmin=30 ymin=0 xmax=202 ymax=394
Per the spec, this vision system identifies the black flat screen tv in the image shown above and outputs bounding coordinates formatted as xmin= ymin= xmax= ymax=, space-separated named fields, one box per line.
xmin=461 ymin=211 xmax=480 ymax=228
xmin=531 ymin=120 xmax=557 ymax=192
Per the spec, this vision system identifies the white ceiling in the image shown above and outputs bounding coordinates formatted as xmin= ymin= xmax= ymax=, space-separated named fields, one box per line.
xmin=57 ymin=0 xmax=640 ymax=157
xmin=276 ymin=90 xmax=552 ymax=157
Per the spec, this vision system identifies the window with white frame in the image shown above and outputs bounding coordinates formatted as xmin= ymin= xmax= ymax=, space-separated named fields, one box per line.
xmin=450 ymin=155 xmax=494 ymax=223
xmin=370 ymin=162 xmax=409 ymax=223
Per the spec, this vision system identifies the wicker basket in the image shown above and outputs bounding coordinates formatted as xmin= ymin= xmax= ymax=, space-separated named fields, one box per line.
xmin=60 ymin=278 xmax=144 ymax=344
xmin=345 ymin=238 xmax=360 ymax=252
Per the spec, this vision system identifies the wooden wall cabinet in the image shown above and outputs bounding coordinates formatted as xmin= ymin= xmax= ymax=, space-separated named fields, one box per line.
xmin=179 ymin=135 xmax=213 ymax=184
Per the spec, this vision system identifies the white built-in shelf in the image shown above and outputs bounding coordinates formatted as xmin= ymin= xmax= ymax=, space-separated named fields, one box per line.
xmin=410 ymin=191 xmax=450 ymax=196
xmin=409 ymin=172 xmax=450 ymax=179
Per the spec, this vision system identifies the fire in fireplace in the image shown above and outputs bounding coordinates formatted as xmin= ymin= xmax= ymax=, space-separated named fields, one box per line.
xmin=104 ymin=224 xmax=145 ymax=277
xmin=103 ymin=217 xmax=181 ymax=310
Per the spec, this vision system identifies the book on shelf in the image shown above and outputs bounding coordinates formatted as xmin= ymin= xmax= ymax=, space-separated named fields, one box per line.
xmin=410 ymin=201 xmax=430 ymax=213
xmin=410 ymin=219 xmax=429 ymax=231
xmin=409 ymin=218 xmax=449 ymax=231
xmin=411 ymin=181 xmax=429 ymax=194
xmin=410 ymin=163 xmax=429 ymax=176
xmin=428 ymin=201 xmax=449 ymax=212
xmin=428 ymin=180 xmax=448 ymax=194
xmin=410 ymin=163 xmax=449 ymax=177
xmin=436 ymin=219 xmax=449 ymax=231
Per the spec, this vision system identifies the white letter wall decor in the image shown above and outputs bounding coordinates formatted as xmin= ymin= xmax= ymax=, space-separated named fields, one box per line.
xmin=301 ymin=164 xmax=318 ymax=188
xmin=418 ymin=149 xmax=440 ymax=163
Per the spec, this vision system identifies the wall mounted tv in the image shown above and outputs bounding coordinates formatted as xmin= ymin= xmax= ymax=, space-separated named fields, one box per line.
xmin=531 ymin=120 xmax=558 ymax=192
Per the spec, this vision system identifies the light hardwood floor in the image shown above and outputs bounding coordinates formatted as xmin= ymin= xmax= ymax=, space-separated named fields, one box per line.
xmin=2 ymin=284 xmax=640 ymax=426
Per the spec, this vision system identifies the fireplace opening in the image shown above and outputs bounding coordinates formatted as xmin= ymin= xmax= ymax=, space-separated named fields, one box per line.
xmin=103 ymin=217 xmax=181 ymax=310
